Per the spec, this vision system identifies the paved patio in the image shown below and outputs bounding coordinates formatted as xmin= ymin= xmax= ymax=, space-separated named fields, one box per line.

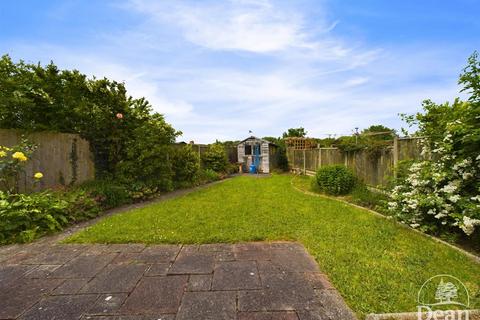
xmin=0 ymin=241 xmax=356 ymax=320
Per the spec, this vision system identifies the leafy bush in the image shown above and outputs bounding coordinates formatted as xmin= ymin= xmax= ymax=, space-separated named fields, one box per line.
xmin=315 ymin=165 xmax=356 ymax=195
xmin=63 ymin=190 xmax=101 ymax=222
xmin=0 ymin=56 xmax=180 ymax=179
xmin=116 ymin=117 xmax=177 ymax=191
xmin=78 ymin=180 xmax=131 ymax=209
xmin=0 ymin=190 xmax=100 ymax=244
xmin=171 ymin=145 xmax=200 ymax=188
xmin=388 ymin=52 xmax=480 ymax=237
xmin=127 ymin=182 xmax=159 ymax=202
xmin=202 ymin=142 xmax=228 ymax=173
xmin=198 ymin=169 xmax=221 ymax=183
xmin=348 ymin=184 xmax=388 ymax=212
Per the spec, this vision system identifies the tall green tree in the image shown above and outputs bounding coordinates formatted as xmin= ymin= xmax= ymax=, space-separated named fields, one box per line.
xmin=0 ymin=55 xmax=180 ymax=182
xmin=282 ymin=127 xmax=307 ymax=138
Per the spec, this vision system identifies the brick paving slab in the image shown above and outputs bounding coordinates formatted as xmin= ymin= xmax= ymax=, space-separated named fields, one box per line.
xmin=24 ymin=265 xmax=61 ymax=278
xmin=0 ymin=278 xmax=64 ymax=319
xmin=19 ymin=294 xmax=99 ymax=320
xmin=168 ymin=251 xmax=215 ymax=274
xmin=87 ymin=293 xmax=129 ymax=315
xmin=144 ymin=263 xmax=170 ymax=276
xmin=176 ymin=291 xmax=237 ymax=320
xmin=19 ymin=245 xmax=87 ymax=265
xmin=212 ymin=260 xmax=260 ymax=290
xmin=52 ymin=278 xmax=91 ymax=295
xmin=50 ymin=253 xmax=117 ymax=278
xmin=187 ymin=274 xmax=212 ymax=291
xmin=237 ymin=311 xmax=300 ymax=320
xmin=215 ymin=250 xmax=236 ymax=261
xmin=80 ymin=263 xmax=148 ymax=293
xmin=141 ymin=245 xmax=181 ymax=260
xmin=0 ymin=264 xmax=34 ymax=287
xmin=120 ymin=276 xmax=188 ymax=314
xmin=0 ymin=241 xmax=356 ymax=319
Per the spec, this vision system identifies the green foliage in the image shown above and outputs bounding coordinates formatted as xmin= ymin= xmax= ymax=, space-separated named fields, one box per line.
xmin=63 ymin=190 xmax=101 ymax=222
xmin=0 ymin=189 xmax=99 ymax=244
xmin=126 ymin=182 xmax=159 ymax=202
xmin=78 ymin=180 xmax=131 ymax=209
xmin=199 ymin=168 xmax=221 ymax=183
xmin=334 ymin=135 xmax=362 ymax=152
xmin=333 ymin=125 xmax=395 ymax=156
xmin=0 ymin=55 xmax=180 ymax=179
xmin=116 ymin=115 xmax=178 ymax=191
xmin=282 ymin=127 xmax=307 ymax=138
xmin=171 ymin=145 xmax=201 ymax=188
xmin=390 ymin=52 xmax=480 ymax=237
xmin=361 ymin=125 xmax=396 ymax=140
xmin=315 ymin=165 xmax=356 ymax=195
xmin=348 ymin=184 xmax=388 ymax=213
xmin=459 ymin=50 xmax=480 ymax=103
xmin=201 ymin=142 xmax=228 ymax=173
xmin=0 ymin=139 xmax=37 ymax=192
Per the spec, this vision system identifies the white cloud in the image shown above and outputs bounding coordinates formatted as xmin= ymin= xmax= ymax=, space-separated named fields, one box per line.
xmin=1 ymin=1 xmax=468 ymax=143
xmin=125 ymin=0 xmax=358 ymax=61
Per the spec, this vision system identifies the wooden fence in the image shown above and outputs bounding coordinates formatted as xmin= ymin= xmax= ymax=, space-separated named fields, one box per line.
xmin=287 ymin=137 xmax=424 ymax=187
xmin=0 ymin=129 xmax=95 ymax=192
xmin=187 ymin=144 xmax=238 ymax=164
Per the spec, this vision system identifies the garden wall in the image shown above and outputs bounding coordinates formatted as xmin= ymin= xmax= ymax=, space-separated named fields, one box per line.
xmin=287 ymin=137 xmax=424 ymax=187
xmin=0 ymin=129 xmax=95 ymax=192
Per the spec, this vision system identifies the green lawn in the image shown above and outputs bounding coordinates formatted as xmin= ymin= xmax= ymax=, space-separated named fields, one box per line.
xmin=66 ymin=175 xmax=480 ymax=318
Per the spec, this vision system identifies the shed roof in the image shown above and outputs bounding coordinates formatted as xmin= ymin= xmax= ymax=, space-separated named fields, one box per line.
xmin=238 ymin=136 xmax=277 ymax=146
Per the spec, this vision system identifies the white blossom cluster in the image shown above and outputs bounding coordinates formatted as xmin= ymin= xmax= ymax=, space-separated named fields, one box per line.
xmin=388 ymin=125 xmax=480 ymax=236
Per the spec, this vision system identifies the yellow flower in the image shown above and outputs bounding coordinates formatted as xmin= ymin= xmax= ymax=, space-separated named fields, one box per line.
xmin=34 ymin=172 xmax=43 ymax=179
xmin=12 ymin=151 xmax=27 ymax=162
xmin=0 ymin=150 xmax=6 ymax=158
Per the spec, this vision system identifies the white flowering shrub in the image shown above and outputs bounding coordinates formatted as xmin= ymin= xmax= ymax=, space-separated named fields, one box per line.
xmin=388 ymin=141 xmax=480 ymax=235
xmin=388 ymin=52 xmax=480 ymax=237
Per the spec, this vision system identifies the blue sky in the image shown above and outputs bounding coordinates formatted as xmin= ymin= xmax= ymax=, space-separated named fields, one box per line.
xmin=1 ymin=0 xmax=479 ymax=142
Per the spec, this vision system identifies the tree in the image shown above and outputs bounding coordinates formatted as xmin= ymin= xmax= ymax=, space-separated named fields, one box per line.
xmin=0 ymin=55 xmax=181 ymax=182
xmin=387 ymin=52 xmax=480 ymax=237
xmin=361 ymin=125 xmax=396 ymax=140
xmin=201 ymin=142 xmax=228 ymax=173
xmin=282 ymin=127 xmax=307 ymax=138
xmin=459 ymin=50 xmax=480 ymax=103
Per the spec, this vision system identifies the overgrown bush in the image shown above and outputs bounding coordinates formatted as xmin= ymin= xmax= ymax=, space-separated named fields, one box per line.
xmin=126 ymin=182 xmax=159 ymax=202
xmin=0 ymin=190 xmax=100 ymax=244
xmin=0 ymin=56 xmax=180 ymax=179
xmin=198 ymin=169 xmax=221 ymax=183
xmin=387 ymin=52 xmax=480 ymax=237
xmin=116 ymin=117 xmax=177 ymax=191
xmin=63 ymin=190 xmax=101 ymax=222
xmin=78 ymin=180 xmax=131 ymax=209
xmin=171 ymin=145 xmax=200 ymax=188
xmin=348 ymin=184 xmax=388 ymax=212
xmin=315 ymin=165 xmax=356 ymax=195
xmin=202 ymin=142 xmax=228 ymax=173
